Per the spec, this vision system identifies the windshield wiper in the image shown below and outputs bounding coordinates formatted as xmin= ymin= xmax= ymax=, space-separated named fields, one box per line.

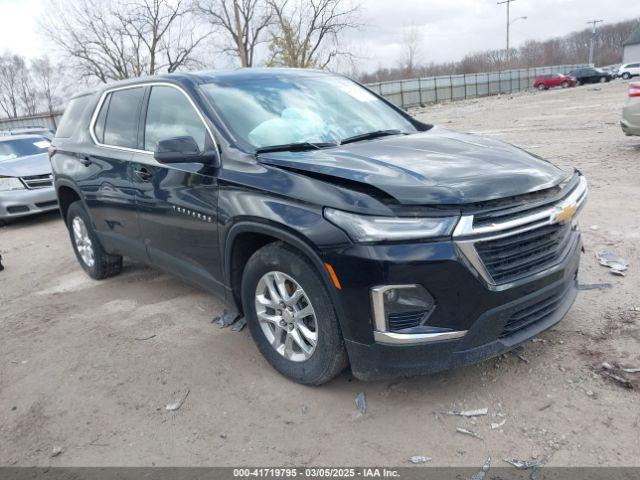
xmin=255 ymin=141 xmax=338 ymax=154
xmin=339 ymin=129 xmax=408 ymax=145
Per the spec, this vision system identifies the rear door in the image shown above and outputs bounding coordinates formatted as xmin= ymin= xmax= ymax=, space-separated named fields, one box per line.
xmin=130 ymin=83 xmax=223 ymax=293
xmin=79 ymin=86 xmax=147 ymax=258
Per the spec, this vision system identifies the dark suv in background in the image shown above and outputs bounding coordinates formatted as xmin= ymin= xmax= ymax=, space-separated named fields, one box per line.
xmin=568 ymin=67 xmax=612 ymax=85
xmin=50 ymin=69 xmax=587 ymax=384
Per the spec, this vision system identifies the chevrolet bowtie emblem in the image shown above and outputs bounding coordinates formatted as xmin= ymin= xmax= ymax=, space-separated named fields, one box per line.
xmin=553 ymin=203 xmax=577 ymax=223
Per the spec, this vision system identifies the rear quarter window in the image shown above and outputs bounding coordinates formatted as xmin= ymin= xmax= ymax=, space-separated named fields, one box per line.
xmin=101 ymin=87 xmax=144 ymax=149
xmin=56 ymin=95 xmax=91 ymax=138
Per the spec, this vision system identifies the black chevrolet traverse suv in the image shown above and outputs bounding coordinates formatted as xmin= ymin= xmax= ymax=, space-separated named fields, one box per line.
xmin=50 ymin=69 xmax=587 ymax=384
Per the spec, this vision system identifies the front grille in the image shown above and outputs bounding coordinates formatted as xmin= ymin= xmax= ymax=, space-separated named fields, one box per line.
xmin=7 ymin=205 xmax=29 ymax=214
xmin=475 ymin=222 xmax=574 ymax=284
xmin=21 ymin=174 xmax=53 ymax=189
xmin=500 ymin=287 xmax=567 ymax=338
xmin=388 ymin=310 xmax=427 ymax=331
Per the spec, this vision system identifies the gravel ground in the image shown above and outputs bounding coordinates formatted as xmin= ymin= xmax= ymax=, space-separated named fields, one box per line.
xmin=1 ymin=79 xmax=639 ymax=468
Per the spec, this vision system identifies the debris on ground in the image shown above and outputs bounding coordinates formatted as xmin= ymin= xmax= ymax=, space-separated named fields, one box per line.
xmin=510 ymin=347 xmax=529 ymax=363
xmin=231 ymin=317 xmax=247 ymax=332
xmin=503 ymin=448 xmax=557 ymax=480
xmin=577 ymin=283 xmax=613 ymax=291
xmin=0 ymin=254 xmax=4 ymax=271
xmin=51 ymin=446 xmax=63 ymax=457
xmin=622 ymin=367 xmax=640 ymax=373
xmin=134 ymin=334 xmax=156 ymax=341
xmin=165 ymin=389 xmax=190 ymax=411
xmin=538 ymin=401 xmax=553 ymax=411
xmin=355 ymin=392 xmax=366 ymax=415
xmin=600 ymin=363 xmax=634 ymax=389
xmin=212 ymin=310 xmax=240 ymax=328
xmin=595 ymin=251 xmax=630 ymax=276
xmin=408 ymin=455 xmax=431 ymax=464
xmin=470 ymin=457 xmax=492 ymax=480
xmin=456 ymin=427 xmax=483 ymax=440
xmin=589 ymin=225 xmax=599 ymax=231
xmin=490 ymin=419 xmax=506 ymax=429
xmin=447 ymin=408 xmax=488 ymax=417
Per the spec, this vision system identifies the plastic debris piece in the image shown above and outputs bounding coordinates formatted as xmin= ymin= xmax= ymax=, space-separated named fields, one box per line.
xmin=447 ymin=408 xmax=488 ymax=417
xmin=470 ymin=457 xmax=492 ymax=480
xmin=51 ymin=446 xmax=63 ymax=457
xmin=135 ymin=334 xmax=156 ymax=341
xmin=490 ymin=419 xmax=506 ymax=429
xmin=0 ymin=254 xmax=4 ymax=271
xmin=577 ymin=283 xmax=612 ymax=291
xmin=589 ymin=225 xmax=599 ymax=231
xmin=165 ymin=389 xmax=190 ymax=411
xmin=596 ymin=251 xmax=630 ymax=276
xmin=622 ymin=367 xmax=640 ymax=373
xmin=601 ymin=362 xmax=615 ymax=371
xmin=213 ymin=309 xmax=240 ymax=328
xmin=603 ymin=371 xmax=633 ymax=389
xmin=231 ymin=317 xmax=247 ymax=332
xmin=408 ymin=455 xmax=431 ymax=464
xmin=456 ymin=427 xmax=483 ymax=440
xmin=609 ymin=268 xmax=626 ymax=277
xmin=355 ymin=392 xmax=366 ymax=415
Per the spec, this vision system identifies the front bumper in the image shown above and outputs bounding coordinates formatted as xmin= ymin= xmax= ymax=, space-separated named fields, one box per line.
xmin=0 ymin=187 xmax=59 ymax=219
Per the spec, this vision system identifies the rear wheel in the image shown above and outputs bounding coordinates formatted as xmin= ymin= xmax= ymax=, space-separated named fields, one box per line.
xmin=622 ymin=72 xmax=631 ymax=80
xmin=66 ymin=201 xmax=122 ymax=280
xmin=241 ymin=242 xmax=348 ymax=385
xmin=537 ymin=83 xmax=546 ymax=91
xmin=599 ymin=76 xmax=607 ymax=83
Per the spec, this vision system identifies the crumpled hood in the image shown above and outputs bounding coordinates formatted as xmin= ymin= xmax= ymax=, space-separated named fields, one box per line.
xmin=0 ymin=152 xmax=51 ymax=178
xmin=257 ymin=126 xmax=568 ymax=205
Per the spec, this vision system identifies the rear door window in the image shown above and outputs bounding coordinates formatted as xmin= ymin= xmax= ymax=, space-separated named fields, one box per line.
xmin=143 ymin=86 xmax=208 ymax=152
xmin=102 ymin=87 xmax=144 ymax=149
xmin=56 ymin=95 xmax=91 ymax=138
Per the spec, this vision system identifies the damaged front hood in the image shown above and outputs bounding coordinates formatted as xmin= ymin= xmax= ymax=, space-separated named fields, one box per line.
xmin=257 ymin=126 xmax=568 ymax=205
xmin=0 ymin=152 xmax=51 ymax=178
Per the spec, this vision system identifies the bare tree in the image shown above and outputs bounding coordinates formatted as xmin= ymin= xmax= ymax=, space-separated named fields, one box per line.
xmin=196 ymin=0 xmax=273 ymax=67
xmin=398 ymin=26 xmax=422 ymax=76
xmin=16 ymin=59 xmax=38 ymax=117
xmin=42 ymin=0 xmax=210 ymax=83
xmin=0 ymin=54 xmax=22 ymax=118
xmin=266 ymin=0 xmax=360 ymax=69
xmin=31 ymin=56 xmax=65 ymax=115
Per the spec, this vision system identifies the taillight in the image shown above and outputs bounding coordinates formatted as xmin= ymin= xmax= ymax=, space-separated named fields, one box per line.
xmin=629 ymin=84 xmax=640 ymax=98
xmin=48 ymin=146 xmax=57 ymax=159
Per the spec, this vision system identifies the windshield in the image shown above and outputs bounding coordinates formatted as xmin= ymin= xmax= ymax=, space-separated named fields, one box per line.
xmin=0 ymin=137 xmax=50 ymax=161
xmin=200 ymin=74 xmax=417 ymax=150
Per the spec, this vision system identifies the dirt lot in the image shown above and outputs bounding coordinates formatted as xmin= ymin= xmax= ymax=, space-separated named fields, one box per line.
xmin=1 ymin=80 xmax=639 ymax=468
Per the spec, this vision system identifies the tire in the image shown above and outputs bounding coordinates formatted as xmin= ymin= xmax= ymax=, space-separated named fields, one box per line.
xmin=562 ymin=81 xmax=569 ymax=88
xmin=599 ymin=76 xmax=607 ymax=83
xmin=66 ymin=201 xmax=122 ymax=280
xmin=241 ymin=242 xmax=348 ymax=385
xmin=537 ymin=83 xmax=546 ymax=91
xmin=622 ymin=72 xmax=631 ymax=80
xmin=577 ymin=80 xmax=583 ymax=86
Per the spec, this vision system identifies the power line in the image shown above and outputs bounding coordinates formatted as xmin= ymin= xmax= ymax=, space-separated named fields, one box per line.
xmin=587 ymin=19 xmax=604 ymax=65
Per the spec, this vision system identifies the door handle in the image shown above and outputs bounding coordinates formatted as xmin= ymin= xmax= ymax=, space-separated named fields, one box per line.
xmin=80 ymin=156 xmax=92 ymax=167
xmin=134 ymin=167 xmax=153 ymax=181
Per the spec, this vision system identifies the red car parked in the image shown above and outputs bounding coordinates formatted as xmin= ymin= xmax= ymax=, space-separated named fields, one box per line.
xmin=533 ymin=73 xmax=576 ymax=90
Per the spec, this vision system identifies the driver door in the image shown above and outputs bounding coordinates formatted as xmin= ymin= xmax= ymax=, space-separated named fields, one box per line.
xmin=131 ymin=84 xmax=224 ymax=294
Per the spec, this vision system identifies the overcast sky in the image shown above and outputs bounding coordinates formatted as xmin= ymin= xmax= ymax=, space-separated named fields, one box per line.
xmin=0 ymin=0 xmax=637 ymax=72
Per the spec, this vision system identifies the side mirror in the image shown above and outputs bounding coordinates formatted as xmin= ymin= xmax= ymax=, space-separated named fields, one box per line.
xmin=154 ymin=136 xmax=220 ymax=167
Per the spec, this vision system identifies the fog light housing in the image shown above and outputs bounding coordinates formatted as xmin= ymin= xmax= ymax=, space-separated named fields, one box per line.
xmin=371 ymin=284 xmax=435 ymax=333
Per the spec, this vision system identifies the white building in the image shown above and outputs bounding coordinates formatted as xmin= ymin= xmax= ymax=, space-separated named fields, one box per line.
xmin=623 ymin=28 xmax=640 ymax=64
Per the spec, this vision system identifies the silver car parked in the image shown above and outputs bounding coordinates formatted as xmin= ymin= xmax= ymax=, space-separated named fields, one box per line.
xmin=0 ymin=135 xmax=58 ymax=221
xmin=622 ymin=82 xmax=640 ymax=137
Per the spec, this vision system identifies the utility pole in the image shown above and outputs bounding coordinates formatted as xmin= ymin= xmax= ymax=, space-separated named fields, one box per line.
xmin=587 ymin=19 xmax=603 ymax=65
xmin=498 ymin=0 xmax=516 ymax=61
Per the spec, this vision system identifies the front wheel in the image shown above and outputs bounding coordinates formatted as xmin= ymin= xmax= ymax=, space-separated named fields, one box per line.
xmin=622 ymin=72 xmax=631 ymax=80
xmin=241 ymin=242 xmax=348 ymax=385
xmin=562 ymin=81 xmax=570 ymax=88
xmin=599 ymin=76 xmax=607 ymax=83
xmin=67 ymin=201 xmax=122 ymax=279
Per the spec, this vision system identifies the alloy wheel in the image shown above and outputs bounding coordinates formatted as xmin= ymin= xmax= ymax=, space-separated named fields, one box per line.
xmin=72 ymin=216 xmax=95 ymax=268
xmin=254 ymin=271 xmax=318 ymax=362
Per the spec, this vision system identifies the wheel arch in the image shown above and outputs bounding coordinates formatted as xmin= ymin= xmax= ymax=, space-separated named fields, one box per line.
xmin=224 ymin=221 xmax=346 ymax=323
xmin=56 ymin=182 xmax=83 ymax=225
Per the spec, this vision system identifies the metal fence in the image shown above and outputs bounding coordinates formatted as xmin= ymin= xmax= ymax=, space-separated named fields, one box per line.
xmin=0 ymin=112 xmax=63 ymax=132
xmin=366 ymin=64 xmax=590 ymax=109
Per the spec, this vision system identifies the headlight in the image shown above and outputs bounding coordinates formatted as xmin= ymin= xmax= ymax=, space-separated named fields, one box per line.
xmin=0 ymin=177 xmax=25 ymax=192
xmin=324 ymin=208 xmax=458 ymax=242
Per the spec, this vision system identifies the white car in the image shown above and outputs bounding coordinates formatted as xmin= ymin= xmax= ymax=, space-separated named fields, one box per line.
xmin=618 ymin=63 xmax=640 ymax=80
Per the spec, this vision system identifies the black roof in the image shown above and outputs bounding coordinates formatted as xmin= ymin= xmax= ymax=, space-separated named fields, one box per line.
xmin=623 ymin=27 xmax=640 ymax=46
xmin=71 ymin=68 xmax=333 ymax=99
